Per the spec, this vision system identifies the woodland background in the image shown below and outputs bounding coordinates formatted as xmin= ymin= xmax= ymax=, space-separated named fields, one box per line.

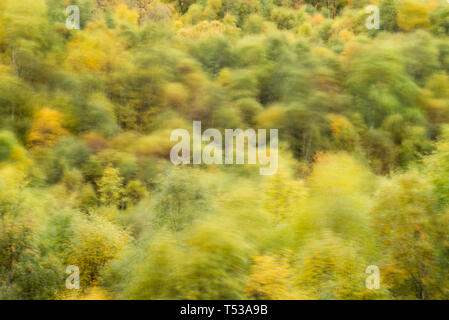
xmin=1 ymin=0 xmax=449 ymax=300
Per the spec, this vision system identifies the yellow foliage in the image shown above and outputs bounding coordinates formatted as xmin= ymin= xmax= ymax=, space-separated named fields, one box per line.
xmin=426 ymin=72 xmax=449 ymax=99
xmin=422 ymin=73 xmax=449 ymax=123
xmin=178 ymin=20 xmax=226 ymax=39
xmin=9 ymin=145 xmax=32 ymax=173
xmin=370 ymin=172 xmax=444 ymax=299
xmin=308 ymin=153 xmax=374 ymax=197
xmin=339 ymin=28 xmax=354 ymax=41
xmin=397 ymin=0 xmax=430 ymax=31
xmin=255 ymin=105 xmax=285 ymax=129
xmin=78 ymin=287 xmax=110 ymax=300
xmin=246 ymin=255 xmax=307 ymax=300
xmin=428 ymin=0 xmax=439 ymax=11
xmin=97 ymin=165 xmax=123 ymax=207
xmin=131 ymin=125 xmax=188 ymax=158
xmin=0 ymin=165 xmax=27 ymax=203
xmin=295 ymin=231 xmax=384 ymax=299
xmin=69 ymin=215 xmax=130 ymax=288
xmin=27 ymin=108 xmax=68 ymax=149
xmin=341 ymin=39 xmax=364 ymax=67
xmin=298 ymin=23 xmax=313 ymax=37
xmin=328 ymin=114 xmax=359 ymax=151
xmin=217 ymin=68 xmax=232 ymax=86
xmin=163 ymin=82 xmax=189 ymax=111
xmin=64 ymin=21 xmax=130 ymax=74
xmin=141 ymin=0 xmax=174 ymax=22
xmin=173 ymin=19 xmax=183 ymax=30
xmin=263 ymin=165 xmax=306 ymax=220
xmin=114 ymin=4 xmax=139 ymax=26
xmin=59 ymin=287 xmax=110 ymax=300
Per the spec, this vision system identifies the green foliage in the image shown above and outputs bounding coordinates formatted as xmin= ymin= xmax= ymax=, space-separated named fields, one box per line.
xmin=425 ymin=126 xmax=449 ymax=208
xmin=380 ymin=0 xmax=399 ymax=32
xmin=123 ymin=219 xmax=252 ymax=299
xmin=431 ymin=2 xmax=449 ymax=36
xmin=152 ymin=167 xmax=212 ymax=231
xmin=0 ymin=167 xmax=62 ymax=299
xmin=294 ymin=231 xmax=387 ymax=299
xmin=69 ymin=215 xmax=130 ymax=288
xmin=0 ymin=131 xmax=19 ymax=162
xmin=123 ymin=179 xmax=148 ymax=207
xmin=370 ymin=172 xmax=447 ymax=299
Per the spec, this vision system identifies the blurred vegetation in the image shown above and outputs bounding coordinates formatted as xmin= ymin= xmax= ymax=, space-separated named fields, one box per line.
xmin=1 ymin=0 xmax=449 ymax=300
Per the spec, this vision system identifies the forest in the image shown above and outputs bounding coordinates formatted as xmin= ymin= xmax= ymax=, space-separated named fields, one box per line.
xmin=1 ymin=0 xmax=449 ymax=300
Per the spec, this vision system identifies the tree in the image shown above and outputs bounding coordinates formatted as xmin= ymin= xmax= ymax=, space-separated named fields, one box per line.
xmin=294 ymin=231 xmax=386 ymax=299
xmin=123 ymin=179 xmax=148 ymax=207
xmin=124 ymin=218 xmax=252 ymax=299
xmin=0 ymin=131 xmax=20 ymax=162
xmin=397 ymin=0 xmax=430 ymax=31
xmin=0 ymin=166 xmax=61 ymax=299
xmin=97 ymin=165 xmax=124 ymax=207
xmin=293 ymin=153 xmax=376 ymax=250
xmin=245 ymin=255 xmax=303 ymax=299
xmin=345 ymin=40 xmax=420 ymax=128
xmin=0 ymin=66 xmax=32 ymax=138
xmin=27 ymin=108 xmax=68 ymax=150
xmin=263 ymin=161 xmax=306 ymax=220
xmin=69 ymin=215 xmax=130 ymax=288
xmin=430 ymin=2 xmax=449 ymax=36
xmin=370 ymin=172 xmax=446 ymax=299
xmin=303 ymin=0 xmax=348 ymax=18
xmin=425 ymin=125 xmax=449 ymax=210
xmin=283 ymin=107 xmax=330 ymax=161
xmin=152 ymin=167 xmax=211 ymax=231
